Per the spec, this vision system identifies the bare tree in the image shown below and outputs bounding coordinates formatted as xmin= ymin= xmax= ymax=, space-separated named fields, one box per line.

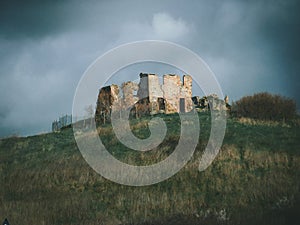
xmin=84 ymin=104 xmax=95 ymax=127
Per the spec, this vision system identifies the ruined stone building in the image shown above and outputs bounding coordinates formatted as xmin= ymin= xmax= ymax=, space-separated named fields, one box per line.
xmin=192 ymin=94 xmax=230 ymax=111
xmin=95 ymin=73 xmax=194 ymax=124
xmin=95 ymin=73 xmax=230 ymax=124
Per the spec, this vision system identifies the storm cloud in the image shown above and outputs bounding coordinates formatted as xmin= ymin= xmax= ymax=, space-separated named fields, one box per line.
xmin=0 ymin=0 xmax=299 ymax=137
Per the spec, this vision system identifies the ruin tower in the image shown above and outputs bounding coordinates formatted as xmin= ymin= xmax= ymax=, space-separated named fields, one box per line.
xmin=182 ymin=75 xmax=194 ymax=112
xmin=162 ymin=74 xmax=193 ymax=114
xmin=137 ymin=73 xmax=163 ymax=100
xmin=163 ymin=74 xmax=181 ymax=113
xmin=121 ymin=81 xmax=139 ymax=109
xmin=137 ymin=73 xmax=164 ymax=114
xmin=95 ymin=84 xmax=120 ymax=124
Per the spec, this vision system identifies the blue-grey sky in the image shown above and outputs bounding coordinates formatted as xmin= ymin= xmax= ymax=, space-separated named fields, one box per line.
xmin=0 ymin=0 xmax=299 ymax=137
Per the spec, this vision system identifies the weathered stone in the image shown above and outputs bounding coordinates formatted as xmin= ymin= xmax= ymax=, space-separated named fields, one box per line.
xmin=137 ymin=73 xmax=164 ymax=115
xmin=207 ymin=94 xmax=227 ymax=111
xmin=122 ymin=81 xmax=139 ymax=109
xmin=95 ymin=73 xmax=230 ymax=124
xmin=162 ymin=74 xmax=193 ymax=114
xmin=224 ymin=95 xmax=229 ymax=104
xmin=96 ymin=73 xmax=195 ymax=123
xmin=95 ymin=84 xmax=120 ymax=124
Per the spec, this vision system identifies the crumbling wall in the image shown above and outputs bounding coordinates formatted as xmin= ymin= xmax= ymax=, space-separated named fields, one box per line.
xmin=133 ymin=97 xmax=151 ymax=118
xmin=148 ymin=74 xmax=163 ymax=100
xmin=163 ymin=74 xmax=181 ymax=113
xmin=193 ymin=96 xmax=208 ymax=110
xmin=193 ymin=95 xmax=230 ymax=111
xmin=162 ymin=74 xmax=193 ymax=114
xmin=95 ymin=73 xmax=231 ymax=125
xmin=95 ymin=84 xmax=120 ymax=124
xmin=122 ymin=81 xmax=139 ymax=109
xmin=136 ymin=73 xmax=164 ymax=115
xmin=137 ymin=73 xmax=149 ymax=99
xmin=182 ymin=75 xmax=194 ymax=112
xmin=206 ymin=94 xmax=228 ymax=111
xmin=148 ymin=74 xmax=163 ymax=114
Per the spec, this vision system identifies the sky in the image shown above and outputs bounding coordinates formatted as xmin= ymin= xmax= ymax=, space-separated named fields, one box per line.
xmin=0 ymin=0 xmax=299 ymax=137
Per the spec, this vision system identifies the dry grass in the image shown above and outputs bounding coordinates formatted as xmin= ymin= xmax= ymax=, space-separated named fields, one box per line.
xmin=236 ymin=117 xmax=292 ymax=127
xmin=0 ymin=113 xmax=299 ymax=224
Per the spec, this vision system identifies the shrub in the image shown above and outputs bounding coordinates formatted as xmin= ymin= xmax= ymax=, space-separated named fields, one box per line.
xmin=231 ymin=92 xmax=297 ymax=121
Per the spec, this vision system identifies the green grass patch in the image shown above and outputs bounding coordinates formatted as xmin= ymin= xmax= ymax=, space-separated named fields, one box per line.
xmin=0 ymin=112 xmax=299 ymax=224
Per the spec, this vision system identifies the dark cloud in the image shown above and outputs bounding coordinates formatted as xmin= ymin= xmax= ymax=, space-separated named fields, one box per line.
xmin=0 ymin=0 xmax=299 ymax=137
xmin=0 ymin=0 xmax=73 ymax=40
xmin=254 ymin=0 xmax=300 ymax=99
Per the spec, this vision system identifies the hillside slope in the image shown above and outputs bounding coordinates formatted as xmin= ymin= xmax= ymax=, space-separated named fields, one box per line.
xmin=0 ymin=113 xmax=299 ymax=225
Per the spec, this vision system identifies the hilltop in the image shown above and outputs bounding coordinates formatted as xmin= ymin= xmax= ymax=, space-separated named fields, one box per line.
xmin=0 ymin=112 xmax=300 ymax=225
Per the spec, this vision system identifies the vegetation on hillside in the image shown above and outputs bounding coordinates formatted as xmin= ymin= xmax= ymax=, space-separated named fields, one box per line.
xmin=231 ymin=92 xmax=297 ymax=122
xmin=0 ymin=111 xmax=299 ymax=225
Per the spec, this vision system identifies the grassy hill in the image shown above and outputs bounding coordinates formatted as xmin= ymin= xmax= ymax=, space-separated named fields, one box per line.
xmin=0 ymin=112 xmax=299 ymax=225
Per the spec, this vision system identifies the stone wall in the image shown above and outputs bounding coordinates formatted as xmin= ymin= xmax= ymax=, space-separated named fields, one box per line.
xmin=162 ymin=74 xmax=193 ymax=114
xmin=95 ymin=73 xmax=231 ymax=124
xmin=192 ymin=94 xmax=230 ymax=111
xmin=182 ymin=75 xmax=194 ymax=112
xmin=136 ymin=73 xmax=164 ymax=115
xmin=137 ymin=73 xmax=149 ymax=100
xmin=95 ymin=84 xmax=120 ymax=124
xmin=122 ymin=81 xmax=139 ymax=109
xmin=148 ymin=74 xmax=163 ymax=101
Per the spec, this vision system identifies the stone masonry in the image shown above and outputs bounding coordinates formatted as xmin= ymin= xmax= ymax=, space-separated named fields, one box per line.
xmin=95 ymin=73 xmax=230 ymax=124
xmin=95 ymin=73 xmax=194 ymax=124
xmin=95 ymin=84 xmax=120 ymax=124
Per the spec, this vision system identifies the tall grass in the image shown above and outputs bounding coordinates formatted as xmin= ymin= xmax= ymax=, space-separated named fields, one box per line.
xmin=0 ymin=112 xmax=299 ymax=224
